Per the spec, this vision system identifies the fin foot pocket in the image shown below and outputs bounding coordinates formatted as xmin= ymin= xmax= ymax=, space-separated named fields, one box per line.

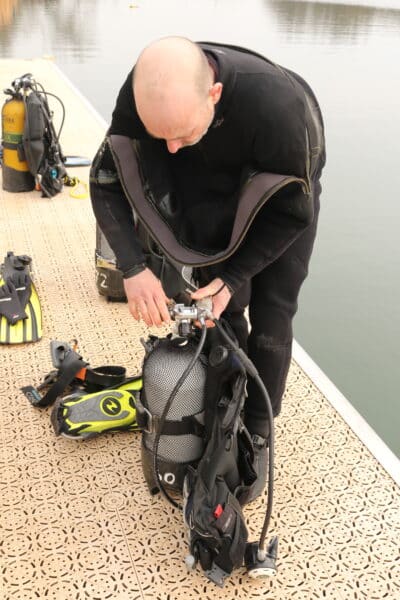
xmin=0 ymin=251 xmax=41 ymax=344
xmin=50 ymin=379 xmax=142 ymax=439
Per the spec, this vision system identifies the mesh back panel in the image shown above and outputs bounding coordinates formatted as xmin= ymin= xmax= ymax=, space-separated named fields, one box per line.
xmin=143 ymin=340 xmax=206 ymax=463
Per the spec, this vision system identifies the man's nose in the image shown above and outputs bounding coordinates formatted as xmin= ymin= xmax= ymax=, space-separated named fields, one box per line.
xmin=166 ymin=139 xmax=183 ymax=153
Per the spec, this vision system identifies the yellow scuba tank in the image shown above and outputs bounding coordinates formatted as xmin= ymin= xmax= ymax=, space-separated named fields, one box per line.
xmin=1 ymin=89 xmax=35 ymax=192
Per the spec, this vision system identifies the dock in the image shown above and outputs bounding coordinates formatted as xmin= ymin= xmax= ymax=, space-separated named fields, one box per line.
xmin=1 ymin=58 xmax=399 ymax=600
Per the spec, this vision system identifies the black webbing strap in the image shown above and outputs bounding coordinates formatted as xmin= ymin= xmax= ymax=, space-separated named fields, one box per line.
xmin=78 ymin=365 xmax=127 ymax=392
xmin=108 ymin=135 xmax=306 ymax=267
xmin=2 ymin=141 xmax=19 ymax=150
xmin=135 ymin=397 xmax=204 ymax=436
xmin=23 ymin=362 xmax=127 ymax=409
xmin=159 ymin=416 xmax=204 ymax=437
xmin=28 ymin=352 xmax=88 ymax=408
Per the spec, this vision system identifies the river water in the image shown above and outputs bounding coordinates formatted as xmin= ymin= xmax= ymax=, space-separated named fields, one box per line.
xmin=1 ymin=0 xmax=399 ymax=457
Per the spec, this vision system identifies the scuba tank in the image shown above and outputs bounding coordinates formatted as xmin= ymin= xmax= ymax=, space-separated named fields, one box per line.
xmin=1 ymin=75 xmax=35 ymax=192
xmin=95 ymin=225 xmax=127 ymax=302
xmin=138 ymin=332 xmax=207 ymax=493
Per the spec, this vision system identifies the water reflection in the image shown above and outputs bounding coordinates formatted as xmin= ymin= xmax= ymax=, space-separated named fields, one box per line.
xmin=0 ymin=0 xmax=19 ymax=28
xmin=0 ymin=0 xmax=98 ymax=60
xmin=268 ymin=0 xmax=400 ymax=43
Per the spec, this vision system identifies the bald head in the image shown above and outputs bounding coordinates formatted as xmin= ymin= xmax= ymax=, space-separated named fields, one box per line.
xmin=133 ymin=37 xmax=223 ymax=153
xmin=134 ymin=37 xmax=212 ymax=101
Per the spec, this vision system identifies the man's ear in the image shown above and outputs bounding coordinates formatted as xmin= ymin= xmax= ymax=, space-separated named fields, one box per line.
xmin=210 ymin=82 xmax=223 ymax=104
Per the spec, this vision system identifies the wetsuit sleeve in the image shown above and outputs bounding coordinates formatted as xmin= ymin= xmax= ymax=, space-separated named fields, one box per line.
xmin=90 ymin=141 xmax=146 ymax=277
xmin=90 ymin=69 xmax=148 ymax=278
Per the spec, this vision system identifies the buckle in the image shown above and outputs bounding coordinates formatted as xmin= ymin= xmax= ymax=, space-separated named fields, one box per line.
xmin=36 ymin=369 xmax=59 ymax=391
xmin=251 ymin=433 xmax=268 ymax=449
xmin=134 ymin=397 xmax=153 ymax=433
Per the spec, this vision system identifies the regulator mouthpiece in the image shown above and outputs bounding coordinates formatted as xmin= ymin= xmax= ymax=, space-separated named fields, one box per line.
xmin=245 ymin=537 xmax=278 ymax=579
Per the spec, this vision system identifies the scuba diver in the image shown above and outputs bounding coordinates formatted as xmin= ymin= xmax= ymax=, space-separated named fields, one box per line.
xmin=90 ymin=36 xmax=326 ymax=502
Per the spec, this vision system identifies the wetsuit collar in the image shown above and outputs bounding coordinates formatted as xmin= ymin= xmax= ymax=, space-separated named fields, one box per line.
xmin=199 ymin=42 xmax=237 ymax=129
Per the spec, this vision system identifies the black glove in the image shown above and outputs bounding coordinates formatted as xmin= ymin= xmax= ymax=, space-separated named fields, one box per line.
xmin=0 ymin=279 xmax=27 ymax=324
xmin=12 ymin=272 xmax=32 ymax=311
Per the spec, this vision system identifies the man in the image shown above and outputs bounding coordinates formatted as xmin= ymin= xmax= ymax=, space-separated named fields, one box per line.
xmin=90 ymin=36 xmax=325 ymax=499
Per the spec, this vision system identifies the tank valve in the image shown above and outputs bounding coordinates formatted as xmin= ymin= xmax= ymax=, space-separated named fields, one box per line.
xmin=169 ymin=300 xmax=213 ymax=336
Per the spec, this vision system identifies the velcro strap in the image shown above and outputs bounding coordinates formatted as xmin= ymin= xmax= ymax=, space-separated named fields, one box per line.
xmin=2 ymin=140 xmax=27 ymax=162
xmin=161 ymin=416 xmax=204 ymax=437
xmin=134 ymin=396 xmax=153 ymax=432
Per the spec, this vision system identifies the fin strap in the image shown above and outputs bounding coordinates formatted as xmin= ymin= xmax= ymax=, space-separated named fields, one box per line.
xmin=77 ymin=365 xmax=127 ymax=392
xmin=28 ymin=352 xmax=87 ymax=407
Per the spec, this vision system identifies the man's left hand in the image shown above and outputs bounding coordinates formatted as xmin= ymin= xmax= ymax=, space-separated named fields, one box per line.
xmin=191 ymin=277 xmax=232 ymax=321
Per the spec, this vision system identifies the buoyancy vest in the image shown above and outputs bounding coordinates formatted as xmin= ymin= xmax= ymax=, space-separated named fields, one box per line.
xmin=135 ymin=320 xmax=258 ymax=586
xmin=23 ymin=87 xmax=67 ymax=198
xmin=182 ymin=324 xmax=257 ymax=586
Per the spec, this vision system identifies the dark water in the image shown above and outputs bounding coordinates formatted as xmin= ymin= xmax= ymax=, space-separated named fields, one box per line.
xmin=1 ymin=0 xmax=399 ymax=457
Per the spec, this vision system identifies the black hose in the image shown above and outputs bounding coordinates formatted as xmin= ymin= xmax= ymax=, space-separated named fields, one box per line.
xmin=213 ymin=319 xmax=274 ymax=552
xmin=152 ymin=323 xmax=208 ymax=510
xmin=36 ymin=90 xmax=66 ymax=142
xmin=15 ymin=76 xmax=66 ymax=143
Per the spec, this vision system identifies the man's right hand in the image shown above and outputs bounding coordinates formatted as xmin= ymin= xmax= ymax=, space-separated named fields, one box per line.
xmin=123 ymin=268 xmax=171 ymax=327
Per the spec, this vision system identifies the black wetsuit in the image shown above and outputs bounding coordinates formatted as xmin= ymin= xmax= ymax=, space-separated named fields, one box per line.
xmin=90 ymin=42 xmax=326 ymax=437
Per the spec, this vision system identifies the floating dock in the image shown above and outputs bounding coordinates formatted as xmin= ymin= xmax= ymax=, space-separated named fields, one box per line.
xmin=1 ymin=58 xmax=399 ymax=600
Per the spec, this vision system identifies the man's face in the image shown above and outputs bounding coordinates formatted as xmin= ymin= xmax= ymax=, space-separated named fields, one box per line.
xmin=144 ymin=97 xmax=215 ymax=154
xmin=136 ymin=82 xmax=223 ymax=154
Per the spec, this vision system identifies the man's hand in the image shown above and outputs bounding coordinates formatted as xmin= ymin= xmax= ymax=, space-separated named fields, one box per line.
xmin=123 ymin=268 xmax=171 ymax=327
xmin=191 ymin=277 xmax=232 ymax=322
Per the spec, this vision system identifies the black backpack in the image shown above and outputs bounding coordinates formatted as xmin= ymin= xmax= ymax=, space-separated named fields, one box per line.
xmin=23 ymin=83 xmax=67 ymax=197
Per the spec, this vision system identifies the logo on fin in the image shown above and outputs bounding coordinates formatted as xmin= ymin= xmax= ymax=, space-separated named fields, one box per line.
xmin=101 ymin=396 xmax=122 ymax=416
